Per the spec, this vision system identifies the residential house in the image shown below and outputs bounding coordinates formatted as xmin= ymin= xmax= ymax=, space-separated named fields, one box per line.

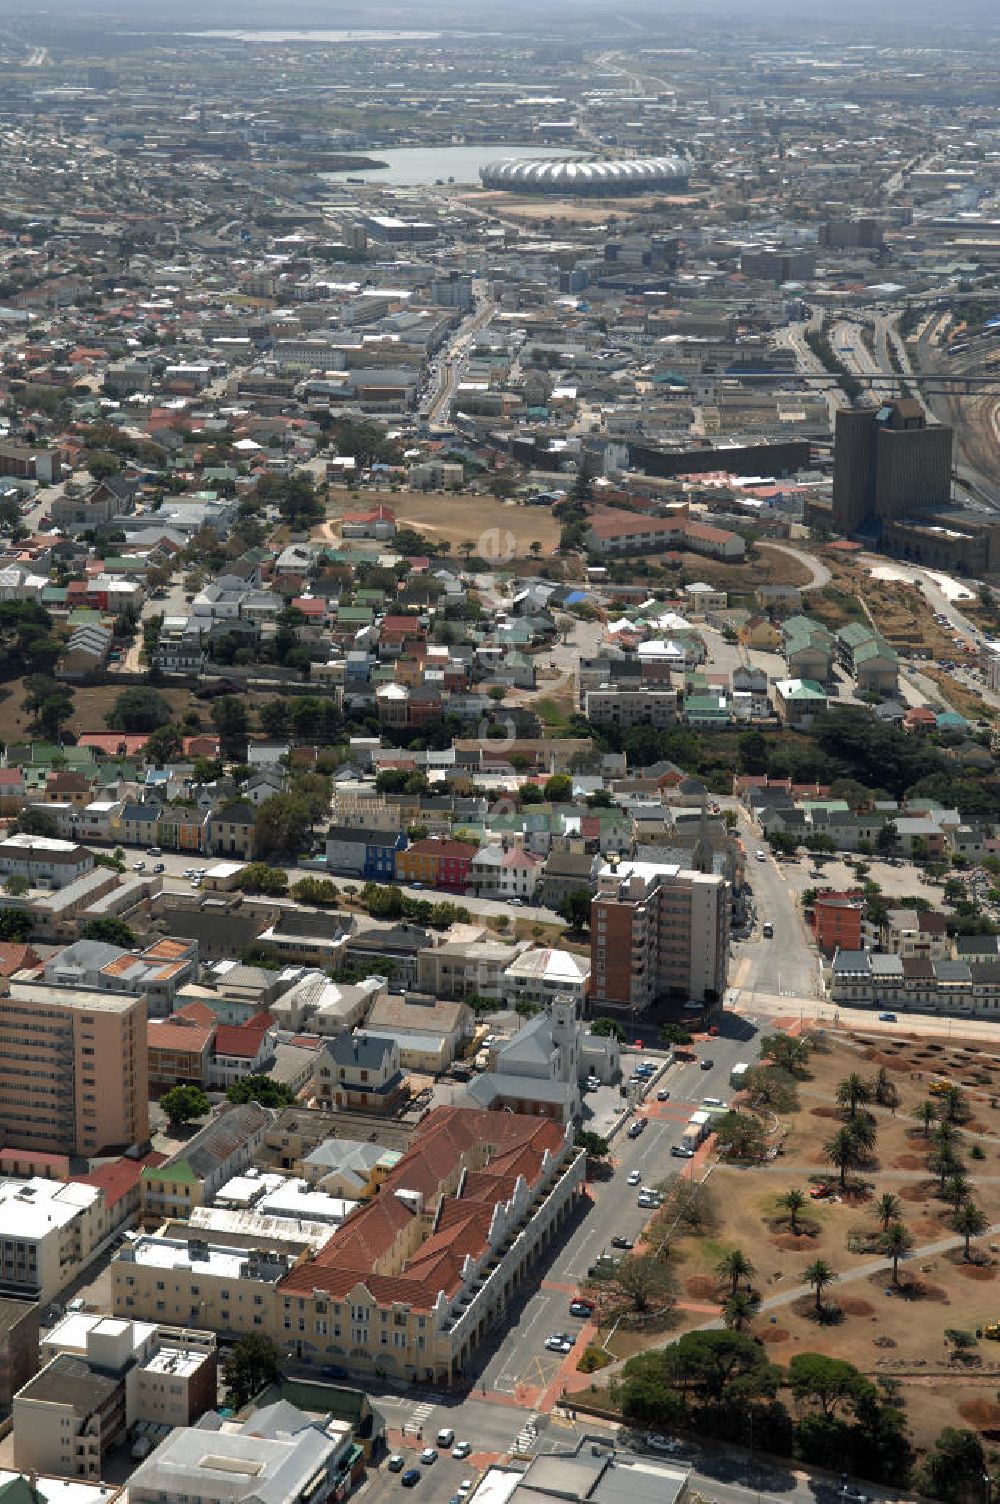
xmin=325 ymin=825 xmax=408 ymax=880
xmin=140 ymin=1103 xmax=274 ymax=1223
xmin=207 ymin=802 xmax=258 ymax=859
xmin=313 ymin=1033 xmax=406 ymax=1114
xmin=396 ymin=837 xmax=477 ymax=893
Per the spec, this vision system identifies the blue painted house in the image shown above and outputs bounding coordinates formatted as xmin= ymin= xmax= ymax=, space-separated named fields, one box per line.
xmin=325 ymin=825 xmax=408 ymax=880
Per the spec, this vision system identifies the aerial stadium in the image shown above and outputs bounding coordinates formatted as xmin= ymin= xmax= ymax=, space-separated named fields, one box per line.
xmin=479 ymin=154 xmax=689 ymax=196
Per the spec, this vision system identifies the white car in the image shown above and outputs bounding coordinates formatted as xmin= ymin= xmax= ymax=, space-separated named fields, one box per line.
xmin=452 ymin=1443 xmax=471 ymax=1460
xmin=545 ymin=1333 xmax=573 ymax=1353
xmin=646 ymin=1434 xmax=682 ymax=1455
xmin=420 ymin=1448 xmax=437 ymax=1465
xmin=132 ymin=860 xmax=145 ymax=871
xmin=627 ymin=1170 xmax=641 ymax=1186
xmin=754 ymin=849 xmax=766 ymax=861
xmin=586 ymin=1076 xmax=600 ymax=1090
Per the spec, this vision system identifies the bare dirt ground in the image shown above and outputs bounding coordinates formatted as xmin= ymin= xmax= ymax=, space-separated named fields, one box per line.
xmin=320 ymin=490 xmax=561 ymax=556
xmin=630 ymin=1030 xmax=1000 ymax=1447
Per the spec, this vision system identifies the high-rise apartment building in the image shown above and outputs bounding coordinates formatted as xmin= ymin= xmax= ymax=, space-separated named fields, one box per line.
xmin=0 ymin=983 xmax=148 ymax=1157
xmin=832 ymin=401 xmax=953 ymax=534
xmin=589 ymin=860 xmax=730 ymax=1017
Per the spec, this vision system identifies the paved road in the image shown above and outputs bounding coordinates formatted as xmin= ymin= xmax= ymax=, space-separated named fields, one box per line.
xmin=729 ymin=816 xmax=820 ymax=1002
xmin=758 ymin=542 xmax=830 ymax=594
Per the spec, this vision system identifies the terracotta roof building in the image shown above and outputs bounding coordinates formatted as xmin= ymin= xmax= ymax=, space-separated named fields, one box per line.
xmin=276 ymin=1105 xmax=585 ymax=1384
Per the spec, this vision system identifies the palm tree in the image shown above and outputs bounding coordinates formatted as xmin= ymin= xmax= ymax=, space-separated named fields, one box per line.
xmin=916 ymin=1099 xmax=937 ymax=1136
xmin=847 ymin=1114 xmax=877 ymax=1155
xmin=722 ymin=1291 xmax=756 ymax=1333
xmin=836 ymin=1073 xmax=871 ymax=1118
xmin=931 ymin=1120 xmax=956 ymax=1151
xmin=931 ymin=1147 xmax=962 ymax=1192
xmin=780 ymin=1188 xmax=806 ymax=1232
xmin=955 ymin=1200 xmax=988 ymax=1261
xmin=804 ymin=1258 xmax=837 ymax=1315
xmin=873 ymin=1066 xmax=899 ymax=1111
xmin=879 ymin=1222 xmax=913 ymax=1284
xmin=943 ymin=1172 xmax=971 ymax=1211
xmin=938 ymin=1084 xmax=967 ymax=1125
xmin=716 ymin=1248 xmax=755 ymax=1297
xmin=825 ymin=1126 xmax=861 ymax=1189
xmin=875 ymin=1192 xmax=901 ymax=1232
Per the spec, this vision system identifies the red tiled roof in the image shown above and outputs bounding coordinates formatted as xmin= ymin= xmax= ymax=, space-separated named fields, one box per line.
xmin=280 ymin=1107 xmax=566 ymax=1310
xmin=78 ymin=1151 xmax=167 ymax=1207
xmin=214 ymin=1012 xmax=274 ymax=1058
xmin=0 ymin=942 xmax=40 ymax=977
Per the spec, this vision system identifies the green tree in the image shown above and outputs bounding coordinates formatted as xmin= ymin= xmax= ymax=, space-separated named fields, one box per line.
xmin=917 ymin=1099 xmax=937 ymax=1136
xmin=222 ymin=1334 xmax=282 ymax=1410
xmin=107 ymin=686 xmax=171 ymax=732
xmin=574 ymin=1130 xmax=610 ymax=1160
xmin=804 ymin=1257 xmax=837 ymax=1315
xmin=872 ymin=1065 xmax=899 ymax=1111
xmin=760 ymin=1033 xmax=811 ymax=1077
xmin=825 ymin=1125 xmax=863 ymax=1189
xmin=836 ymin=1072 xmax=871 ymax=1118
xmin=876 ymin=821 xmax=898 ymax=855
xmin=0 ymin=911 xmax=32 ymax=942
xmin=919 ymin=1427 xmax=989 ymax=1504
xmin=954 ymin=1200 xmax=988 ymax=1261
xmin=254 ymin=793 xmax=315 ymax=860
xmin=160 ymin=1084 xmax=210 ymax=1129
xmin=879 ymin=1222 xmax=913 ymax=1284
xmin=714 ymin=1111 xmax=767 ymax=1162
xmin=145 ymin=722 xmax=184 ymax=763
xmin=874 ymin=1192 xmax=901 ymax=1232
xmin=943 ymin=1172 xmax=971 ymax=1212
xmin=787 ymin=1351 xmax=870 ymax=1419
xmin=722 ymin=1290 xmax=757 ymax=1332
xmin=24 ymin=675 xmax=74 ymax=740
xmin=80 ymin=918 xmax=136 ymax=948
xmin=291 ymin=877 xmax=340 ymax=907
xmin=596 ymin=1254 xmax=675 ymax=1317
xmin=938 ymin=1084 xmax=969 ymax=1125
xmin=738 ymin=728 xmax=769 ymax=775
xmin=226 ymin=1074 xmax=295 ymax=1109
xmin=235 ymin=862 xmax=289 ymax=896
xmin=544 ymin=773 xmax=573 ymax=802
xmin=659 ymin=1328 xmax=781 ymax=1405
xmin=15 ymin=806 xmax=59 ymax=838
xmin=558 ymin=888 xmax=591 ymax=932
xmin=780 ymin=1188 xmax=806 ymax=1232
xmin=716 ymin=1248 xmax=755 ymax=1298
xmin=211 ymin=695 xmax=249 ymax=751
xmin=590 ymin=1016 xmax=626 ymax=1040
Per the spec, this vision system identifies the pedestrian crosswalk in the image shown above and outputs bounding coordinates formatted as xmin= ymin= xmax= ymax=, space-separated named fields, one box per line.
xmin=403 ymin=1400 xmax=435 ymax=1437
xmin=514 ymin=1413 xmax=539 ymax=1454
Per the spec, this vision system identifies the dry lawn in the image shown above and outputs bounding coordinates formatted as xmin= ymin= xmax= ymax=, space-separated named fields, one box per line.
xmin=323 ymin=490 xmax=561 ymax=556
xmin=814 ymin=558 xmax=959 ymax=659
xmin=624 ymin=1030 xmax=1000 ymax=1448
xmin=0 ymin=679 xmax=199 ymax=741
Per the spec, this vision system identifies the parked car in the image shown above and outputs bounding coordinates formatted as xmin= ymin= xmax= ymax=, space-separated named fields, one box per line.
xmin=132 ymin=860 xmax=145 ymax=871
xmin=611 ymin=1235 xmax=635 ymax=1249
xmin=656 ymin=1089 xmax=671 ymax=1101
xmin=700 ymin=1058 xmax=714 ymax=1071
xmin=153 ymin=863 xmax=165 ymax=874
xmin=627 ymin=1119 xmax=645 ymax=1138
xmin=627 ymin=1169 xmax=641 ymax=1185
xmin=388 ymin=1456 xmax=406 ymax=1473
xmin=436 ymin=1429 xmax=455 ymax=1449
xmin=402 ymin=1470 xmax=421 ymax=1488
xmin=569 ymin=1299 xmax=595 ymax=1317
xmin=452 ymin=1443 xmax=472 ymax=1460
xmin=878 ymin=1012 xmax=897 ymax=1022
xmin=420 ymin=1449 xmax=437 ymax=1465
xmin=646 ymin=1434 xmax=682 ymax=1455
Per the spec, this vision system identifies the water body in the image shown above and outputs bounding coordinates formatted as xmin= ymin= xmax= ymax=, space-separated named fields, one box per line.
xmin=185 ymin=30 xmax=440 ymax=42
xmin=321 ymin=144 xmax=576 ymax=188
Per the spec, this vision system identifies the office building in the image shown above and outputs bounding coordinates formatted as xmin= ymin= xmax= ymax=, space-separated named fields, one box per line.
xmin=0 ymin=984 xmax=148 ymax=1157
xmin=832 ymin=401 xmax=953 ymax=534
xmin=589 ymin=859 xmax=730 ymax=1017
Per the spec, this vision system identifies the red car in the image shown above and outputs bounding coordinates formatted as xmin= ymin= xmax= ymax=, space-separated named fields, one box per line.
xmin=809 ymin=1184 xmax=832 ymax=1199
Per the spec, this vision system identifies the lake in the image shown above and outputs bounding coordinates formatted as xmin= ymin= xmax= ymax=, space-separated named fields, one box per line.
xmin=321 ymin=144 xmax=572 ymax=188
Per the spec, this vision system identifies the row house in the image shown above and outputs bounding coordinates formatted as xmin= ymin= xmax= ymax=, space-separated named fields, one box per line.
xmin=396 ymin=837 xmax=478 ymax=893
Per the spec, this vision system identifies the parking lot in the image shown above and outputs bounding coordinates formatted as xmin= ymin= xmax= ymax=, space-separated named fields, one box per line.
xmin=365 ymin=1442 xmax=483 ymax=1504
xmin=780 ymin=853 xmax=944 ymax=908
